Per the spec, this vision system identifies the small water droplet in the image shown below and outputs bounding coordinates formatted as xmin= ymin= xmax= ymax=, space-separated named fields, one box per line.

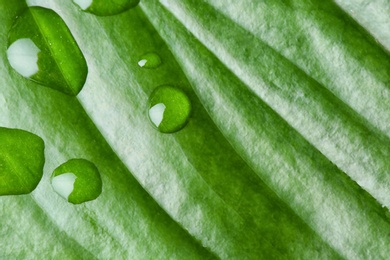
xmin=138 ymin=52 xmax=162 ymax=69
xmin=148 ymin=86 xmax=192 ymax=133
xmin=51 ymin=159 xmax=102 ymax=204
xmin=0 ymin=127 xmax=45 ymax=196
xmin=72 ymin=0 xmax=140 ymax=16
xmin=7 ymin=7 xmax=88 ymax=96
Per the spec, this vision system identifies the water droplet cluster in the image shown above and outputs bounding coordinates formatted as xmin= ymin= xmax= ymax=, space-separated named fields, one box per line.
xmin=0 ymin=127 xmax=101 ymax=205
xmin=2 ymin=0 xmax=193 ymax=201
xmin=137 ymin=54 xmax=192 ymax=133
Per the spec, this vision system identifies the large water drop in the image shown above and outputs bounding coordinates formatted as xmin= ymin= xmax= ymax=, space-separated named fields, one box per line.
xmin=0 ymin=127 xmax=45 ymax=196
xmin=7 ymin=7 xmax=88 ymax=96
xmin=148 ymin=86 xmax=192 ymax=133
xmin=51 ymin=159 xmax=102 ymax=204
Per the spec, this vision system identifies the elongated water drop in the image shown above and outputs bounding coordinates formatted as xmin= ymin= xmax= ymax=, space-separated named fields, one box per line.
xmin=138 ymin=52 xmax=162 ymax=69
xmin=0 ymin=128 xmax=45 ymax=196
xmin=72 ymin=0 xmax=140 ymax=16
xmin=51 ymin=159 xmax=102 ymax=204
xmin=148 ymin=86 xmax=192 ymax=133
xmin=7 ymin=7 xmax=88 ymax=96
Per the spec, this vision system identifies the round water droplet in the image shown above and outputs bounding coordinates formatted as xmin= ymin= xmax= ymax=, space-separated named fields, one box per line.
xmin=7 ymin=7 xmax=88 ymax=96
xmin=72 ymin=0 xmax=140 ymax=16
xmin=51 ymin=159 xmax=102 ymax=204
xmin=0 ymin=127 xmax=45 ymax=196
xmin=138 ymin=52 xmax=162 ymax=69
xmin=148 ymin=86 xmax=192 ymax=133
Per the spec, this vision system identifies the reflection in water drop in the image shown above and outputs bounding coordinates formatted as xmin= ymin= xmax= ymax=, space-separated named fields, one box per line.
xmin=138 ymin=59 xmax=147 ymax=67
xmin=51 ymin=173 xmax=77 ymax=200
xmin=72 ymin=0 xmax=140 ymax=16
xmin=148 ymin=86 xmax=192 ymax=133
xmin=149 ymin=103 xmax=166 ymax=127
xmin=138 ymin=52 xmax=162 ymax=69
xmin=7 ymin=38 xmax=40 ymax=78
xmin=51 ymin=159 xmax=102 ymax=204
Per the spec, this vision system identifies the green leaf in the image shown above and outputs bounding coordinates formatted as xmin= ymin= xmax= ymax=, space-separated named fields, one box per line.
xmin=1 ymin=0 xmax=389 ymax=259
xmin=141 ymin=1 xmax=390 ymax=258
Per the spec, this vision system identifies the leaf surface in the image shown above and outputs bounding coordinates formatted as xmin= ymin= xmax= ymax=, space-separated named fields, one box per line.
xmin=1 ymin=0 xmax=389 ymax=259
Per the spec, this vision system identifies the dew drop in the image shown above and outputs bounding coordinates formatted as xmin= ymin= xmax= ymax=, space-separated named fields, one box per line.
xmin=138 ymin=52 xmax=162 ymax=69
xmin=148 ymin=86 xmax=192 ymax=133
xmin=0 ymin=127 xmax=45 ymax=196
xmin=7 ymin=7 xmax=88 ymax=96
xmin=72 ymin=0 xmax=140 ymax=16
xmin=51 ymin=159 xmax=102 ymax=204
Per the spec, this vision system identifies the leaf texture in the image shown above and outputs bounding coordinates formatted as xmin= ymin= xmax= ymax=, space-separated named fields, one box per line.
xmin=1 ymin=0 xmax=389 ymax=259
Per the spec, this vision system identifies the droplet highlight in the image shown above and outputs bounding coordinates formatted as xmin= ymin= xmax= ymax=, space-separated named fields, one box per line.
xmin=51 ymin=159 xmax=102 ymax=204
xmin=138 ymin=52 xmax=162 ymax=69
xmin=7 ymin=7 xmax=88 ymax=96
xmin=148 ymin=86 xmax=192 ymax=133
xmin=149 ymin=103 xmax=166 ymax=127
xmin=51 ymin=173 xmax=77 ymax=200
xmin=0 ymin=127 xmax=45 ymax=196
xmin=7 ymin=38 xmax=40 ymax=77
xmin=72 ymin=0 xmax=140 ymax=16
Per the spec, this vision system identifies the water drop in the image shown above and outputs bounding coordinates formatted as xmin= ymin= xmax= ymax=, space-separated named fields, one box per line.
xmin=51 ymin=159 xmax=102 ymax=204
xmin=138 ymin=52 xmax=162 ymax=69
xmin=7 ymin=7 xmax=88 ymax=96
xmin=148 ymin=86 xmax=192 ymax=133
xmin=72 ymin=0 xmax=140 ymax=16
xmin=0 ymin=127 xmax=45 ymax=196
